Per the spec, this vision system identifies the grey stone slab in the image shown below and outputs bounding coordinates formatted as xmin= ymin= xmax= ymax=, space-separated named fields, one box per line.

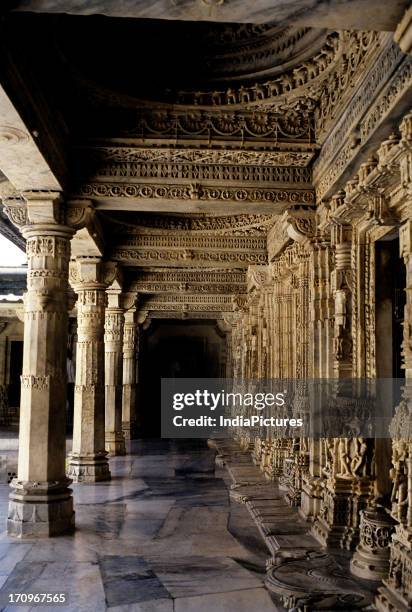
xmin=174 ymin=452 xmax=216 ymax=476
xmin=0 ymin=542 xmax=33 ymax=575
xmin=100 ymin=556 xmax=171 ymax=606
xmin=23 ymin=537 xmax=97 ymax=563
xmin=124 ymin=499 xmax=176 ymax=519
xmin=150 ymin=556 xmax=261 ymax=598
xmin=0 ymin=560 xmax=106 ymax=612
xmin=0 ymin=560 xmax=47 ymax=593
xmin=109 ymin=599 xmax=174 ymax=612
xmin=75 ymin=503 xmax=127 ymax=538
xmin=250 ymin=500 xmax=288 ymax=508
xmin=72 ymin=479 xmax=149 ymax=505
xmin=143 ymin=477 xmax=228 ymax=508
xmin=119 ymin=518 xmax=165 ymax=539
xmin=174 ymin=587 xmax=278 ymax=612
xmin=269 ymin=534 xmax=320 ymax=549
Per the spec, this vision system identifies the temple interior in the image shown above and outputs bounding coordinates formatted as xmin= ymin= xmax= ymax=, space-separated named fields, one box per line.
xmin=0 ymin=1 xmax=412 ymax=610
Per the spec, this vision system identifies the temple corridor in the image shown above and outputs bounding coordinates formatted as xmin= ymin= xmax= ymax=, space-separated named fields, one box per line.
xmin=0 ymin=1 xmax=412 ymax=610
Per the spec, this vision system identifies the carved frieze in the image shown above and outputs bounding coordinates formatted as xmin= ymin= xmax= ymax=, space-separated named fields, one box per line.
xmin=106 ymin=213 xmax=276 ymax=236
xmin=134 ymin=282 xmax=246 ymax=294
xmin=77 ymin=181 xmax=315 ymax=206
xmin=117 ymin=234 xmax=267 ymax=251
xmin=84 ymin=161 xmax=311 ymax=185
xmin=85 ymin=104 xmax=316 ymax=144
xmin=132 ymin=269 xmax=246 ymax=283
xmin=315 ymin=42 xmax=412 ymax=200
xmin=79 ymin=147 xmax=314 ymax=168
xmin=112 ymin=248 xmax=267 ymax=267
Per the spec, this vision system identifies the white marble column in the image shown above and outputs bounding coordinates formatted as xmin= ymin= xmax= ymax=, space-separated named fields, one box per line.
xmin=105 ymin=288 xmax=126 ymax=455
xmin=122 ymin=307 xmax=137 ymax=441
xmin=5 ymin=193 xmax=75 ymax=537
xmin=68 ymin=257 xmax=111 ymax=482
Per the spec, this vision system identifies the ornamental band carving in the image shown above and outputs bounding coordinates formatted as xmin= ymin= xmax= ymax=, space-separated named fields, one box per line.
xmin=76 ymin=182 xmax=315 ymax=205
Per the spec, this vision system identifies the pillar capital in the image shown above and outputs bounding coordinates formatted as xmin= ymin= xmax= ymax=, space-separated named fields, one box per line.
xmin=69 ymin=257 xmax=120 ymax=295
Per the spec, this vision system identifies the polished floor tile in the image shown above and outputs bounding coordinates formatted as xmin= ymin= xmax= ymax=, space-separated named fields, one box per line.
xmin=0 ymin=440 xmax=278 ymax=611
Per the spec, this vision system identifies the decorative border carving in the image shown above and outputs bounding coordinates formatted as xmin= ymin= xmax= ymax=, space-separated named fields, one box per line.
xmin=134 ymin=270 xmax=246 ymax=283
xmin=93 ymin=106 xmax=315 ymax=144
xmin=79 ymin=147 xmax=314 ymax=168
xmin=106 ymin=213 xmax=276 ymax=235
xmin=112 ymin=248 xmax=267 ymax=266
xmin=81 ymin=159 xmax=312 ymax=185
xmin=118 ymin=234 xmax=267 ymax=250
xmin=76 ymin=182 xmax=315 ymax=205
xmin=315 ymin=46 xmax=412 ymax=200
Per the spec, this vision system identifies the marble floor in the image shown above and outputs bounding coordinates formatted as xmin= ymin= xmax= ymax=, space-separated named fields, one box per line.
xmin=0 ymin=440 xmax=280 ymax=611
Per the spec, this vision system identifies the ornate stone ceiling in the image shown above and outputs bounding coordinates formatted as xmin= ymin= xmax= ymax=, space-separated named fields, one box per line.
xmin=0 ymin=5 xmax=411 ymax=318
xmin=54 ymin=18 xmax=329 ymax=102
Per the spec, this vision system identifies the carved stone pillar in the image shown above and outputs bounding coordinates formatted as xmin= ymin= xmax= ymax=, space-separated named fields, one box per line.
xmin=301 ymin=236 xmax=333 ymax=521
xmin=67 ymin=257 xmax=111 ymax=483
xmin=312 ymin=194 xmax=375 ymax=550
xmin=266 ymin=266 xmax=290 ymax=480
xmin=122 ymin=307 xmax=138 ymax=441
xmin=5 ymin=193 xmax=75 ymax=537
xmin=105 ymin=289 xmax=126 ymax=456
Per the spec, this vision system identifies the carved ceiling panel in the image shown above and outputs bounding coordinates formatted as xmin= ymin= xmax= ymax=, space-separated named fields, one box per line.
xmin=101 ymin=212 xmax=276 ymax=235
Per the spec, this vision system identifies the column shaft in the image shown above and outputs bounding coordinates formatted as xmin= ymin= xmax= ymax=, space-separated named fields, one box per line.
xmin=6 ymin=195 xmax=75 ymax=537
xmin=122 ymin=309 xmax=137 ymax=441
xmin=105 ymin=301 xmax=126 ymax=455
xmin=68 ymin=258 xmax=110 ymax=482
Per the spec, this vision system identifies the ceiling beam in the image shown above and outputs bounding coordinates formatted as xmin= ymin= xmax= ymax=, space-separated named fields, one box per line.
xmin=0 ymin=84 xmax=61 ymax=191
xmin=10 ymin=0 xmax=410 ymax=32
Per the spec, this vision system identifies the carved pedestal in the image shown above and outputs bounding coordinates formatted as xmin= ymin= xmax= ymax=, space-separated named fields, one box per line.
xmin=260 ymin=440 xmax=272 ymax=473
xmin=279 ymin=456 xmax=295 ymax=491
xmin=266 ymin=439 xmax=291 ymax=480
xmin=285 ymin=452 xmax=309 ymax=507
xmin=8 ymin=479 xmax=74 ymax=538
xmin=5 ymin=194 xmax=75 ymax=537
xmin=252 ymin=437 xmax=263 ymax=465
xmin=300 ymin=475 xmax=323 ymax=522
xmin=351 ymin=506 xmax=396 ymax=581
xmin=312 ymin=476 xmax=372 ymax=550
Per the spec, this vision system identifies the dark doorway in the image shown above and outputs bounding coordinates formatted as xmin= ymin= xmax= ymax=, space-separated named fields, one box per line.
xmin=375 ymin=235 xmax=406 ymax=380
xmin=8 ymin=340 xmax=23 ymax=409
xmin=138 ymin=319 xmax=226 ymax=437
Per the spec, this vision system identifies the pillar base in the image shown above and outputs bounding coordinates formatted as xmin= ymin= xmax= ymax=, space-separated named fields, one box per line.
xmin=7 ymin=478 xmax=74 ymax=538
xmin=67 ymin=452 xmax=111 ymax=483
xmin=311 ymin=477 xmax=370 ymax=550
xmin=350 ymin=506 xmax=396 ymax=581
xmin=122 ymin=420 xmax=137 ymax=441
xmin=299 ymin=476 xmax=322 ymax=522
xmin=105 ymin=431 xmax=126 ymax=456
